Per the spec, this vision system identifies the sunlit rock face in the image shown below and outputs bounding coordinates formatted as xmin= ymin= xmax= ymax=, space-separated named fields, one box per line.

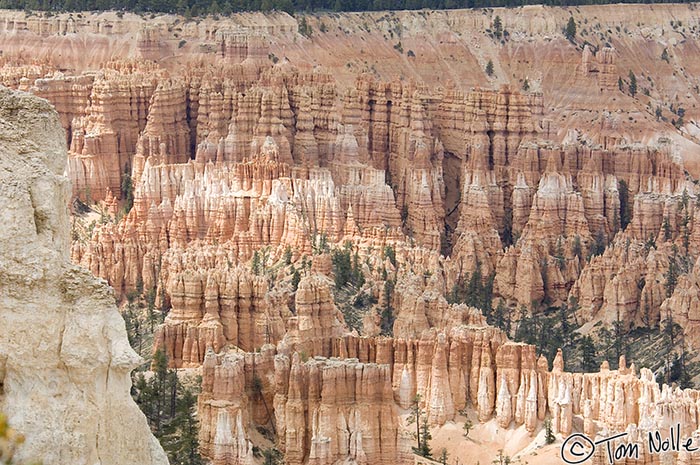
xmin=0 ymin=86 xmax=167 ymax=465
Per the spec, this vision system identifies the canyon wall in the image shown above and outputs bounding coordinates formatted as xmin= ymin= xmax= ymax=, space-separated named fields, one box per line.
xmin=0 ymin=86 xmax=167 ymax=465
xmin=2 ymin=5 xmax=700 ymax=465
xmin=198 ymin=327 xmax=700 ymax=465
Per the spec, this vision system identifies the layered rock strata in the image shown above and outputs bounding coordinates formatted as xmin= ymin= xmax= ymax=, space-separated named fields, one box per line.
xmin=199 ymin=323 xmax=700 ymax=465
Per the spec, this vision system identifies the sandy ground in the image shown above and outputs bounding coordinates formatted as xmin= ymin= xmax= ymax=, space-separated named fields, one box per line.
xmin=402 ymin=410 xmax=567 ymax=465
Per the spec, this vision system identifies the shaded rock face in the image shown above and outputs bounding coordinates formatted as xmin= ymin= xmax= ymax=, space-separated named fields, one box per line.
xmin=0 ymin=86 xmax=167 ymax=465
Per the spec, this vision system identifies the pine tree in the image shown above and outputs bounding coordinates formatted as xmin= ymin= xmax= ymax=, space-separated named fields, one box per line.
xmin=492 ymin=15 xmax=502 ymax=39
xmin=121 ymin=166 xmax=134 ymax=214
xmin=665 ymin=255 xmax=679 ymax=298
xmin=618 ymin=179 xmax=631 ymax=230
xmin=662 ymin=215 xmax=672 ymax=241
xmin=564 ymin=16 xmax=576 ymax=41
xmin=572 ymin=235 xmax=582 ymax=260
xmin=463 ymin=418 xmax=473 ymax=438
xmin=134 ymin=349 xmax=177 ymax=435
xmin=291 ymin=267 xmax=301 ymax=292
xmin=544 ymin=418 xmax=555 ymax=444
xmin=485 ymin=60 xmax=494 ymax=77
xmin=555 ymin=237 xmax=566 ymax=270
xmin=579 ymin=336 xmax=597 ymax=372
xmin=494 ymin=450 xmax=512 ymax=465
xmin=161 ymin=388 xmax=204 ymax=465
xmin=417 ymin=416 xmax=432 ymax=458
xmin=522 ymin=78 xmax=530 ymax=92
xmin=175 ymin=0 xmax=188 ymax=14
xmin=298 ymin=16 xmax=312 ymax=37
xmin=251 ymin=375 xmax=276 ymax=435
xmin=262 ymin=448 xmax=283 ymax=465
xmin=380 ymin=279 xmax=395 ymax=336
xmin=408 ymin=394 xmax=431 ymax=458
xmin=383 ymin=245 xmax=397 ymax=267
xmin=628 ymin=70 xmax=637 ymax=97
xmin=252 ymin=250 xmax=261 ymax=275
xmin=332 ymin=243 xmax=354 ymax=289
xmin=612 ymin=311 xmax=627 ymax=362
xmin=559 ymin=302 xmax=570 ymax=346
xmin=439 ymin=448 xmax=449 ymax=465
xmin=590 ymin=229 xmax=606 ymax=258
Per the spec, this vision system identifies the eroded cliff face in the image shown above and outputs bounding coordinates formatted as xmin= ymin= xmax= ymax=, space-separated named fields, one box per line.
xmin=0 ymin=86 xmax=168 ymax=465
xmin=197 ymin=328 xmax=700 ymax=465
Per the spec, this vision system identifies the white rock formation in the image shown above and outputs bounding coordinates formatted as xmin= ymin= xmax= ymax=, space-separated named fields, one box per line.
xmin=0 ymin=86 xmax=168 ymax=465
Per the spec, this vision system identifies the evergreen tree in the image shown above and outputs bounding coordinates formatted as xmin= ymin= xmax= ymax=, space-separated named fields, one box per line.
xmin=331 ymin=242 xmax=364 ymax=289
xmin=463 ymin=418 xmax=473 ymax=438
xmin=669 ymin=346 xmax=693 ymax=389
xmin=572 ymin=235 xmax=582 ymax=260
xmin=618 ymin=179 xmax=632 ymax=230
xmin=291 ymin=267 xmax=301 ymax=292
xmin=383 ymin=245 xmax=397 ymax=267
xmin=145 ymin=287 xmax=158 ymax=331
xmin=121 ymin=166 xmax=134 ymax=214
xmin=612 ymin=311 xmax=627 ymax=362
xmin=252 ymin=250 xmax=262 ymax=275
xmin=628 ymin=70 xmax=637 ymax=97
xmin=559 ymin=302 xmax=570 ymax=345
xmin=408 ymin=394 xmax=426 ymax=456
xmin=662 ymin=215 xmax=672 ymax=241
xmin=493 ymin=299 xmax=506 ymax=332
xmin=251 ymin=375 xmax=275 ymax=434
xmin=161 ymin=388 xmax=204 ymax=465
xmin=514 ymin=305 xmax=535 ymax=344
xmin=262 ymin=448 xmax=283 ymax=465
xmin=589 ymin=229 xmax=606 ymax=258
xmin=579 ymin=335 xmax=597 ymax=372
xmin=380 ymin=279 xmax=395 ymax=336
xmin=494 ymin=450 xmax=512 ymax=465
xmin=640 ymin=295 xmax=653 ymax=334
xmin=665 ymin=254 xmax=679 ymax=298
xmin=564 ymin=16 xmax=576 ymax=41
xmin=416 ymin=416 xmax=432 ymax=458
xmin=439 ymin=448 xmax=448 ymax=465
xmin=134 ymin=350 xmax=175 ymax=433
xmin=485 ymin=59 xmax=494 ymax=77
xmin=492 ymin=15 xmax=502 ymax=39
xmin=544 ymin=418 xmax=555 ymax=444
xmin=522 ymin=78 xmax=530 ymax=92
xmin=123 ymin=299 xmax=141 ymax=352
xmin=298 ymin=15 xmax=312 ymax=37
xmin=555 ymin=237 xmax=566 ymax=270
